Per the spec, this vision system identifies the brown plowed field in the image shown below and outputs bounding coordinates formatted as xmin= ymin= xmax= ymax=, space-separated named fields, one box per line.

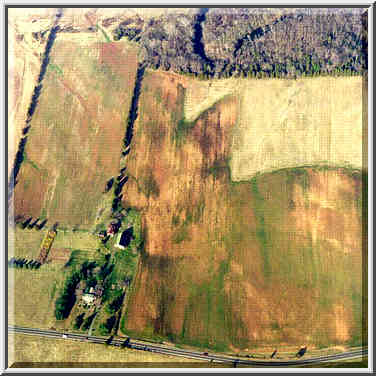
xmin=13 ymin=38 xmax=138 ymax=228
xmin=120 ymin=70 xmax=366 ymax=352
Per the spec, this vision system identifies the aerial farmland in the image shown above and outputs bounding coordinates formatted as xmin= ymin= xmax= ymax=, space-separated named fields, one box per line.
xmin=7 ymin=6 xmax=368 ymax=369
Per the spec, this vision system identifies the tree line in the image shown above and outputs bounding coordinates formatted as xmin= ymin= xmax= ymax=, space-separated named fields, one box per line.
xmin=8 ymin=257 xmax=41 ymax=270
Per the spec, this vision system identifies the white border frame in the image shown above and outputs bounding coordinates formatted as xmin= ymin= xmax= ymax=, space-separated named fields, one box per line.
xmin=2 ymin=0 xmax=373 ymax=373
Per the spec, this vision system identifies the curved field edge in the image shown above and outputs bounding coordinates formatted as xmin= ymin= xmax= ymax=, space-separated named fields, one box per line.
xmin=180 ymin=75 xmax=365 ymax=181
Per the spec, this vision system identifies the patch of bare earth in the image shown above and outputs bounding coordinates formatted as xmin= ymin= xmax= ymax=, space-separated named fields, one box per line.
xmin=8 ymin=14 xmax=48 ymax=179
xmin=13 ymin=38 xmax=138 ymax=228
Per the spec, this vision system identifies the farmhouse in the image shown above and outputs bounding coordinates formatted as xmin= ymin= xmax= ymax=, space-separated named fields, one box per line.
xmin=107 ymin=221 xmax=121 ymax=237
xmin=115 ymin=227 xmax=134 ymax=250
xmin=82 ymin=293 xmax=95 ymax=305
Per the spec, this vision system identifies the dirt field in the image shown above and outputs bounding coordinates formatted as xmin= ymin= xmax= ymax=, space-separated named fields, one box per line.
xmin=13 ymin=36 xmax=138 ymax=228
xmin=120 ymin=70 xmax=366 ymax=351
xmin=8 ymin=12 xmax=49 ymax=179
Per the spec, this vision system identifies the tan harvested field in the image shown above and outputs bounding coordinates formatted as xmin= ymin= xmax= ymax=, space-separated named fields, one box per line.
xmin=231 ymin=77 xmax=365 ymax=180
xmin=13 ymin=37 xmax=138 ymax=228
xmin=8 ymin=335 xmax=365 ymax=369
xmin=8 ymin=334 xmax=202 ymax=367
xmin=182 ymin=76 xmax=365 ymax=180
xmin=8 ymin=227 xmax=47 ymax=260
xmin=120 ymin=70 xmax=366 ymax=352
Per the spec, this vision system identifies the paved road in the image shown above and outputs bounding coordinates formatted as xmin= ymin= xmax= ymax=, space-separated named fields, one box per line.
xmin=8 ymin=325 xmax=367 ymax=367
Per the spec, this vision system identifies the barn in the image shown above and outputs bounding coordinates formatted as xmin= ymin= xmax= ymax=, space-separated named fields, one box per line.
xmin=115 ymin=227 xmax=134 ymax=250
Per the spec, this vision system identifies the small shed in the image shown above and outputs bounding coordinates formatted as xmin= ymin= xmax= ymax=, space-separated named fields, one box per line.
xmin=98 ymin=230 xmax=107 ymax=239
xmin=94 ymin=285 xmax=104 ymax=297
xmin=115 ymin=227 xmax=134 ymax=250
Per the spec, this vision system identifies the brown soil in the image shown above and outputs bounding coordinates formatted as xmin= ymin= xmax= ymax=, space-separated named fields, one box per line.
xmin=13 ymin=38 xmax=138 ymax=228
xmin=120 ymin=70 xmax=366 ymax=351
xmin=48 ymin=248 xmax=71 ymax=263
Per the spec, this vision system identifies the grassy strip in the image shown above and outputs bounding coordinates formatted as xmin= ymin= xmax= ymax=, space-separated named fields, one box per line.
xmin=49 ymin=63 xmax=63 ymax=76
xmin=97 ymin=24 xmax=112 ymax=43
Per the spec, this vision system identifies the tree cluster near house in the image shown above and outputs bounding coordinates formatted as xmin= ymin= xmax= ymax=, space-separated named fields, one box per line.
xmin=99 ymin=315 xmax=117 ymax=336
xmin=53 ymin=238 xmax=137 ymax=331
xmin=82 ymin=312 xmax=97 ymax=331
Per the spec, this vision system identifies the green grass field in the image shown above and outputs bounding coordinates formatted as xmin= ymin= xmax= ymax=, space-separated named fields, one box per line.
xmin=8 ymin=263 xmax=66 ymax=328
xmin=52 ymin=231 xmax=99 ymax=253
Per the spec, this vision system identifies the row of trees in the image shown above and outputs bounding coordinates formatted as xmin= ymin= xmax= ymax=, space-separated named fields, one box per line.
xmin=74 ymin=312 xmax=97 ymax=331
xmin=8 ymin=23 xmax=60 ymax=202
xmin=99 ymin=291 xmax=125 ymax=335
xmin=8 ymin=257 xmax=41 ymax=270
xmin=55 ymin=272 xmax=81 ymax=320
xmin=99 ymin=315 xmax=117 ymax=335
xmin=14 ymin=215 xmax=48 ymax=230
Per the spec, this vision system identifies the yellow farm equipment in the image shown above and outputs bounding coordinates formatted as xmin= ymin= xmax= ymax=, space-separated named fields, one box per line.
xmin=37 ymin=230 xmax=57 ymax=264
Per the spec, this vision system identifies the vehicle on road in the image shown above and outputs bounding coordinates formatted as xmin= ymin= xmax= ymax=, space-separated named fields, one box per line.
xmin=62 ymin=334 xmax=67 ymax=339
xmin=121 ymin=337 xmax=131 ymax=348
xmin=296 ymin=346 xmax=307 ymax=358
xmin=203 ymin=352 xmax=209 ymax=356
